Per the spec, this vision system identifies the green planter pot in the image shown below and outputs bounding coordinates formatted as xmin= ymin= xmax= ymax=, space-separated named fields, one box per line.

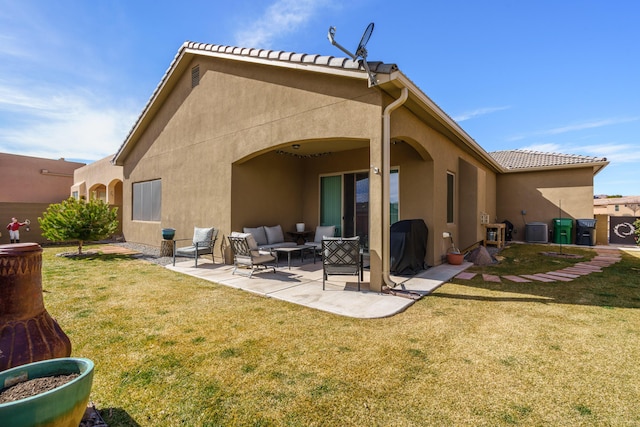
xmin=162 ymin=228 xmax=176 ymax=240
xmin=0 ymin=357 xmax=94 ymax=427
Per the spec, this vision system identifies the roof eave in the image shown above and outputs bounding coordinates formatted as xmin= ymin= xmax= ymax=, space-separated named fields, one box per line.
xmin=501 ymin=160 xmax=610 ymax=175
xmin=378 ymin=72 xmax=505 ymax=173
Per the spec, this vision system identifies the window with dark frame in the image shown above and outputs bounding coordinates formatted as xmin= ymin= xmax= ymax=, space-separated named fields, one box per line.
xmin=132 ymin=179 xmax=161 ymax=221
xmin=446 ymin=172 xmax=454 ymax=223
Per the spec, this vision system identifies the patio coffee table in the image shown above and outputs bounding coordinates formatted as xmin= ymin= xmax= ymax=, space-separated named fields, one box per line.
xmin=273 ymin=245 xmax=314 ymax=269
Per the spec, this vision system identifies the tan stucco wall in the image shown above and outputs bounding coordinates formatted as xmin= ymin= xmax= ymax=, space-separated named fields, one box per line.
xmin=117 ymin=54 xmax=500 ymax=288
xmin=120 ymin=57 xmax=381 ymax=253
xmin=388 ymin=109 xmax=498 ymax=261
xmin=71 ymin=155 xmax=123 ymax=204
xmin=496 ymin=167 xmax=595 ymax=241
xmin=594 ymin=202 xmax=640 ymax=217
xmin=0 ymin=202 xmax=51 ymax=244
xmin=594 ymin=214 xmax=609 ymax=245
xmin=0 ymin=153 xmax=85 ymax=204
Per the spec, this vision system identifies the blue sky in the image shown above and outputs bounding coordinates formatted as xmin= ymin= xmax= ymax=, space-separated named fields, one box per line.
xmin=1 ymin=0 xmax=638 ymax=195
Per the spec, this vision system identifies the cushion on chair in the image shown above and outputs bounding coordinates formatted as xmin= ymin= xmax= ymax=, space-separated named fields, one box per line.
xmin=193 ymin=227 xmax=215 ymax=245
xmin=265 ymin=225 xmax=285 ymax=244
xmin=314 ymin=225 xmax=335 ymax=243
xmin=243 ymin=226 xmax=268 ymax=246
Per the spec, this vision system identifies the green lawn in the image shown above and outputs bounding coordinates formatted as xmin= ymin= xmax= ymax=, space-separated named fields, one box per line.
xmin=40 ymin=244 xmax=640 ymax=426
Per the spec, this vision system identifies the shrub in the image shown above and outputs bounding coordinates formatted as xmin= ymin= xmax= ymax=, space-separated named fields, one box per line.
xmin=38 ymin=197 xmax=118 ymax=254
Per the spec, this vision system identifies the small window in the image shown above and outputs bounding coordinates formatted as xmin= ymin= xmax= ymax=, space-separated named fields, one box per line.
xmin=390 ymin=169 xmax=399 ymax=225
xmin=132 ymin=179 xmax=161 ymax=221
xmin=191 ymin=65 xmax=200 ymax=88
xmin=446 ymin=172 xmax=455 ymax=223
xmin=72 ymin=191 xmax=79 ymax=200
xmin=614 ymin=205 xmax=619 ymax=212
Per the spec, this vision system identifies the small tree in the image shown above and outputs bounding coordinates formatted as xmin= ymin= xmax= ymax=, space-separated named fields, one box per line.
xmin=39 ymin=197 xmax=119 ymax=254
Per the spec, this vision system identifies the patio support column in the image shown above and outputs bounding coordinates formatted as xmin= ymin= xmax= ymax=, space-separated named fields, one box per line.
xmin=368 ymin=134 xmax=383 ymax=292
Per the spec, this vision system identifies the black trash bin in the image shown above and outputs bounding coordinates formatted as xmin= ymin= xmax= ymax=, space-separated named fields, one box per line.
xmin=575 ymin=219 xmax=597 ymax=246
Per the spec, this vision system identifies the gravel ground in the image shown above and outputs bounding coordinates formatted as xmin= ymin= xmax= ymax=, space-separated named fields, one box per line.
xmin=110 ymin=241 xmax=189 ymax=266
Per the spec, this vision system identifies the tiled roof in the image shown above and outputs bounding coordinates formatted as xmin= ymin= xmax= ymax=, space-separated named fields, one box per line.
xmin=594 ymin=196 xmax=640 ymax=206
xmin=489 ymin=149 xmax=608 ymax=170
xmin=183 ymin=41 xmax=399 ymax=74
xmin=114 ymin=41 xmax=399 ymax=163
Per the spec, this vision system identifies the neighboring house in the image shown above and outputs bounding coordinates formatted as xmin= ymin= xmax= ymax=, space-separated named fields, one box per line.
xmin=0 ymin=152 xmax=85 ymax=244
xmin=70 ymin=155 xmax=124 ymax=236
xmin=594 ymin=196 xmax=640 ymax=216
xmin=491 ymin=150 xmax=608 ymax=240
xmin=78 ymin=41 xmax=607 ymax=292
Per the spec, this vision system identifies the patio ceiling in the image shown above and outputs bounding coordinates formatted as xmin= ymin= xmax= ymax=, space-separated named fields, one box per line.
xmin=274 ymin=138 xmax=369 ymax=158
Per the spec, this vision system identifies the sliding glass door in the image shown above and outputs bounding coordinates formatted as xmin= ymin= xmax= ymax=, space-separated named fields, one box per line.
xmin=320 ymin=169 xmax=398 ymax=250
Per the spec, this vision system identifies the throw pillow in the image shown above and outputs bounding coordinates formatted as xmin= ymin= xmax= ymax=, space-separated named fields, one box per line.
xmin=243 ymin=226 xmax=268 ymax=246
xmin=193 ymin=227 xmax=214 ymax=245
xmin=265 ymin=225 xmax=285 ymax=244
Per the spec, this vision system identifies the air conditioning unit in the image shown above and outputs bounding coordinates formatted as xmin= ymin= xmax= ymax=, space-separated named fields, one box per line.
xmin=525 ymin=222 xmax=548 ymax=243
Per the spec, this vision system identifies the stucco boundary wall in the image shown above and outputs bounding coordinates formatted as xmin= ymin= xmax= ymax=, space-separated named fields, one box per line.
xmin=0 ymin=202 xmax=123 ymax=245
xmin=0 ymin=202 xmax=51 ymax=244
xmin=595 ymin=214 xmax=609 ymax=246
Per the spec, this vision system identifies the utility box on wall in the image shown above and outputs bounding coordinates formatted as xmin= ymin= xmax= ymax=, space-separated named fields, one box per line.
xmin=525 ymin=222 xmax=548 ymax=243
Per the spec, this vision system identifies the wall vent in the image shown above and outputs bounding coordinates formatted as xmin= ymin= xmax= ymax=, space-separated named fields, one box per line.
xmin=525 ymin=222 xmax=548 ymax=243
xmin=191 ymin=65 xmax=200 ymax=88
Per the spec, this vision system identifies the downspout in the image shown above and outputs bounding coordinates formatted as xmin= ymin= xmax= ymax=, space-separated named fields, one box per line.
xmin=382 ymin=86 xmax=408 ymax=289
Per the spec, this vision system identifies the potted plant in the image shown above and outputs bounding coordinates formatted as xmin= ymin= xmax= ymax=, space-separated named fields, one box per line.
xmin=162 ymin=228 xmax=176 ymax=240
xmin=443 ymin=232 xmax=464 ymax=265
xmin=0 ymin=357 xmax=94 ymax=427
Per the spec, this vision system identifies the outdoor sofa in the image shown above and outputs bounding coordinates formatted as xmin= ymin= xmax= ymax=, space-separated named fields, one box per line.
xmin=242 ymin=225 xmax=297 ymax=251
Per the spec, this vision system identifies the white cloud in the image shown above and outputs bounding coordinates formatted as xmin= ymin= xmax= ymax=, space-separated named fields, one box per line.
xmin=453 ymin=106 xmax=510 ymax=122
xmin=234 ymin=0 xmax=328 ymax=47
xmin=581 ymin=143 xmax=640 ymax=163
xmin=0 ymin=83 xmax=137 ymax=161
xmin=543 ymin=117 xmax=640 ymax=135
xmin=519 ymin=141 xmax=640 ymax=163
xmin=509 ymin=116 xmax=640 ymax=141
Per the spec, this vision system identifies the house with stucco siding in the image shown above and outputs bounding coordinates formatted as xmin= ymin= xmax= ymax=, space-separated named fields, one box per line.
xmin=76 ymin=41 xmax=608 ymax=292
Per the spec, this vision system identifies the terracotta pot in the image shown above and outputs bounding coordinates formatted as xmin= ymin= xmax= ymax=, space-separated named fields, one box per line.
xmin=446 ymin=252 xmax=464 ymax=265
xmin=0 ymin=243 xmax=71 ymax=372
xmin=0 ymin=357 xmax=94 ymax=427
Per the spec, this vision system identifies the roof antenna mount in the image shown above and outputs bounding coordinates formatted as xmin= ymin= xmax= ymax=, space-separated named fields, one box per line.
xmin=327 ymin=22 xmax=377 ymax=86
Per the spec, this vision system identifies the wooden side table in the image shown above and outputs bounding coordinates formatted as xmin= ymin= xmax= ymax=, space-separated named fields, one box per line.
xmin=483 ymin=223 xmax=505 ymax=248
xmin=160 ymin=240 xmax=174 ymax=257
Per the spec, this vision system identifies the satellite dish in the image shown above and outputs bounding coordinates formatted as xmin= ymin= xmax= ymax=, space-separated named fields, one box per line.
xmin=327 ymin=22 xmax=377 ymax=86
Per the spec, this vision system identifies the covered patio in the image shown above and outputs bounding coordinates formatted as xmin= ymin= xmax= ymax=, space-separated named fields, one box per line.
xmin=166 ymin=257 xmax=471 ymax=318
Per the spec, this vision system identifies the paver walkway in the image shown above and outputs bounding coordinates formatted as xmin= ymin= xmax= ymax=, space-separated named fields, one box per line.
xmin=454 ymin=247 xmax=622 ymax=284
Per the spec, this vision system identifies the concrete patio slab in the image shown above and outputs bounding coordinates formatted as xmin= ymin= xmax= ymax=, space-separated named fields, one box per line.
xmin=166 ymin=260 xmax=471 ymax=318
